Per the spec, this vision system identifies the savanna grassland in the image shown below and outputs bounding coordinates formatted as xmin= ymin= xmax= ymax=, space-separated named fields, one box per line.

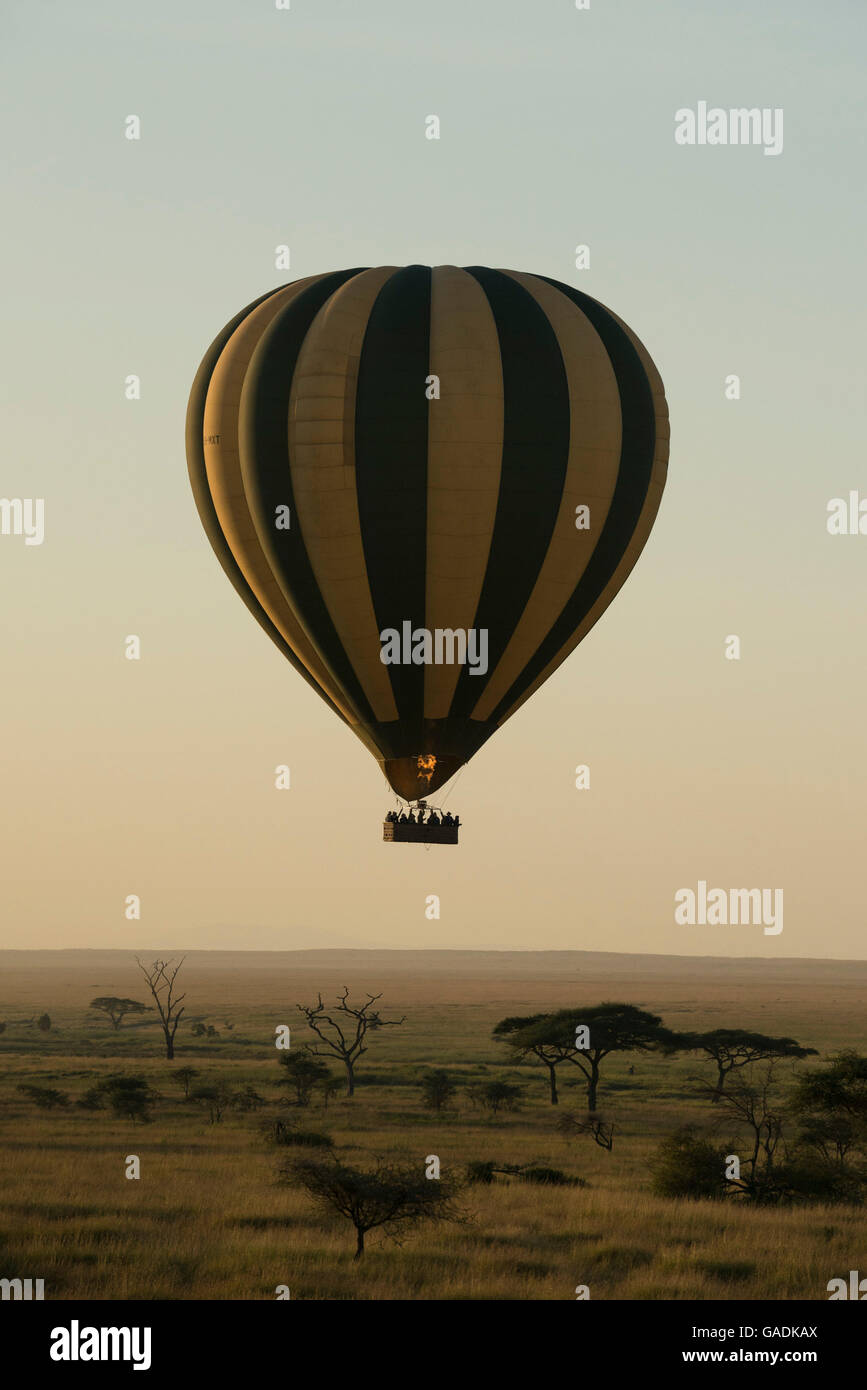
xmin=1 ymin=949 xmax=866 ymax=1301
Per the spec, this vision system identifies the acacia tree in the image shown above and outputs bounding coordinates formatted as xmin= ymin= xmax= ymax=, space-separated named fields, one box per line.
xmin=296 ymin=989 xmax=405 ymax=1097
xmin=190 ymin=1083 xmax=230 ymax=1124
xmin=90 ymin=997 xmax=150 ymax=1031
xmin=793 ymin=1051 xmax=867 ymax=1169
xmin=171 ymin=1066 xmax=199 ymax=1099
xmin=419 ymin=1069 xmax=458 ymax=1113
xmin=82 ymin=1074 xmax=158 ymax=1124
xmin=285 ymin=1156 xmax=465 ymax=1259
xmin=675 ymin=1029 xmax=817 ymax=1102
xmin=501 ymin=1003 xmax=676 ymax=1111
xmin=793 ymin=1050 xmax=867 ymax=1121
xmin=136 ymin=958 xmax=186 ymax=1060
xmin=568 ymin=1005 xmax=679 ymax=1110
xmin=278 ymin=1049 xmax=334 ymax=1106
xmin=493 ymin=1013 xmax=575 ymax=1105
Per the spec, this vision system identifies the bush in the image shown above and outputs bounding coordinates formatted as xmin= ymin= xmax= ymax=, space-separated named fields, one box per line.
xmin=519 ymin=1166 xmax=585 ymax=1187
xmin=466 ymin=1159 xmax=585 ymax=1187
xmin=468 ymin=1081 xmax=522 ymax=1114
xmin=277 ymin=1051 xmax=334 ymax=1106
xmin=82 ymin=1074 xmax=158 ymax=1123
xmin=16 ymin=1083 xmax=69 ymax=1110
xmin=754 ymin=1159 xmax=866 ymax=1206
xmin=466 ymin=1161 xmax=496 ymax=1185
xmin=231 ymin=1084 xmax=265 ymax=1112
xmin=419 ymin=1069 xmax=458 ymax=1112
xmin=37 ymin=1013 xmax=51 ymax=1033
xmin=269 ymin=1119 xmax=333 ymax=1149
xmin=651 ymin=1127 xmax=729 ymax=1200
xmin=189 ymin=1084 xmax=230 ymax=1123
xmin=77 ymin=1087 xmax=105 ymax=1111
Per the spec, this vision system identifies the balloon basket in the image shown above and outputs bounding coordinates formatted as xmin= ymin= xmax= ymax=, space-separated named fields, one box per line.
xmin=383 ymin=801 xmax=459 ymax=845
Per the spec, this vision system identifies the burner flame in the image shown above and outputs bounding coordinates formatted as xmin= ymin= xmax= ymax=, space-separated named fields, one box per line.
xmin=417 ymin=754 xmax=437 ymax=785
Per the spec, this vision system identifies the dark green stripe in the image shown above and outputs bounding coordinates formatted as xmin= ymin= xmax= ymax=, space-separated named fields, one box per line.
xmin=238 ymin=268 xmax=377 ymax=725
xmin=485 ymin=277 xmax=658 ymax=726
xmin=354 ymin=265 xmax=432 ymax=720
xmin=448 ymin=266 xmax=571 ymax=720
xmin=185 ymin=283 xmax=348 ymax=724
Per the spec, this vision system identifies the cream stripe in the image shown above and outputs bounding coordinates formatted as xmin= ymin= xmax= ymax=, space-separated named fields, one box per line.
xmin=202 ymin=278 xmax=361 ymax=724
xmin=424 ymin=266 xmax=504 ymax=718
xmin=287 ymin=267 xmax=400 ymax=724
xmin=494 ymin=313 xmax=669 ymax=726
xmin=470 ymin=271 xmax=622 ymax=722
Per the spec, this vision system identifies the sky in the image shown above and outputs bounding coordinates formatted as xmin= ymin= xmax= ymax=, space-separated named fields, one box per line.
xmin=1 ymin=0 xmax=865 ymax=956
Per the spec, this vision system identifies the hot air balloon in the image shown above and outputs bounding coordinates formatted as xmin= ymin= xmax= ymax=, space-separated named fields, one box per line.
xmin=186 ymin=266 xmax=669 ymax=841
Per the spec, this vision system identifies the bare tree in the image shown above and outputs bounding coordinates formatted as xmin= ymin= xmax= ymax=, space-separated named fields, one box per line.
xmin=297 ymin=988 xmax=405 ymax=1097
xmin=699 ymin=1060 xmax=785 ymax=1194
xmin=136 ymin=957 xmax=186 ymax=1060
xmin=558 ymin=1111 xmax=615 ymax=1151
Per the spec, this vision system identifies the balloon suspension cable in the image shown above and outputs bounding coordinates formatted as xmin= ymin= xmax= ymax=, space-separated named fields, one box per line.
xmin=438 ymin=764 xmax=465 ymax=810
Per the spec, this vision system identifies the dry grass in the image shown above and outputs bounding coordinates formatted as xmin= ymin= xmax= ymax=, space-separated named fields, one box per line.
xmin=0 ymin=950 xmax=865 ymax=1300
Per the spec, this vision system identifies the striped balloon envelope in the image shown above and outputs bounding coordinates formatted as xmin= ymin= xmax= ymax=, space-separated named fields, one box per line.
xmin=186 ymin=266 xmax=669 ymax=803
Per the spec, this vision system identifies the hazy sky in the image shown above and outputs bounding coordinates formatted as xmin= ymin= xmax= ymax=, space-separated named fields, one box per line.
xmin=2 ymin=0 xmax=865 ymax=956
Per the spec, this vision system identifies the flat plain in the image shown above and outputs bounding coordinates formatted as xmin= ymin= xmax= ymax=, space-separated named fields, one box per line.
xmin=1 ymin=949 xmax=865 ymax=1300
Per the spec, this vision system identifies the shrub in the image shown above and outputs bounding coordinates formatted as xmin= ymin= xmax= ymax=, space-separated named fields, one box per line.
xmin=189 ymin=1084 xmax=230 ymax=1123
xmin=270 ymin=1119 xmax=333 ymax=1149
xmin=519 ymin=1166 xmax=585 ymax=1187
xmin=82 ymin=1074 xmax=158 ymax=1123
xmin=651 ymin=1127 xmax=729 ymax=1200
xmin=466 ymin=1160 xmax=585 ymax=1187
xmin=419 ymin=1069 xmax=458 ymax=1112
xmin=277 ymin=1051 xmax=334 ymax=1106
xmin=755 ymin=1159 xmax=866 ymax=1206
xmin=231 ymin=1084 xmax=265 ymax=1112
xmin=16 ymin=1083 xmax=70 ymax=1110
xmin=466 ymin=1161 xmax=496 ymax=1185
xmin=468 ymin=1081 xmax=522 ymax=1114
